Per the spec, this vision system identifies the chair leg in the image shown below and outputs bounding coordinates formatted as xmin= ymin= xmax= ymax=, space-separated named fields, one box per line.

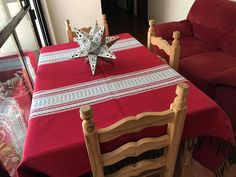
xmin=179 ymin=147 xmax=193 ymax=177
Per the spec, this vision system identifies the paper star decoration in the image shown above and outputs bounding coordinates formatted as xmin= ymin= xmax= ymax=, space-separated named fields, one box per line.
xmin=70 ymin=21 xmax=119 ymax=75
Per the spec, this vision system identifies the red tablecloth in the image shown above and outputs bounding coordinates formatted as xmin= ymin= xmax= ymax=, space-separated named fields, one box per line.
xmin=17 ymin=33 xmax=235 ymax=177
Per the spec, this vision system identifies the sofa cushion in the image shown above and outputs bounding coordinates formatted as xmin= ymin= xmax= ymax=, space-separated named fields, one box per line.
xmin=222 ymin=28 xmax=236 ymax=57
xmin=179 ymin=37 xmax=217 ymax=58
xmin=179 ymin=52 xmax=236 ymax=96
xmin=188 ymin=0 xmax=236 ymax=32
xmin=153 ymin=37 xmax=217 ymax=62
xmin=187 ymin=0 xmax=236 ymax=46
xmin=154 ymin=20 xmax=193 ymax=40
xmin=192 ymin=23 xmax=228 ymax=47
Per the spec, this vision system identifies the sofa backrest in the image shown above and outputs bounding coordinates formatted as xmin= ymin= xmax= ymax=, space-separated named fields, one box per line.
xmin=222 ymin=28 xmax=236 ymax=57
xmin=187 ymin=0 xmax=236 ymax=47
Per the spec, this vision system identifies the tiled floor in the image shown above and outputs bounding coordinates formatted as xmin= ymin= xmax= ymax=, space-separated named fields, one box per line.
xmin=185 ymin=160 xmax=236 ymax=177
xmin=224 ymin=164 xmax=236 ymax=177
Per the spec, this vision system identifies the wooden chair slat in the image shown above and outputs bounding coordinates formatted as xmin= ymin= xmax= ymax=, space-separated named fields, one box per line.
xmin=150 ymin=37 xmax=171 ymax=55
xmin=102 ymin=135 xmax=170 ymax=166
xmin=107 ymin=156 xmax=166 ymax=177
xmin=98 ymin=110 xmax=174 ymax=143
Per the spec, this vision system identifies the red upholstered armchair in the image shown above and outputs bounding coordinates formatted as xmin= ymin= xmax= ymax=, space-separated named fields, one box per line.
xmin=147 ymin=0 xmax=236 ymax=134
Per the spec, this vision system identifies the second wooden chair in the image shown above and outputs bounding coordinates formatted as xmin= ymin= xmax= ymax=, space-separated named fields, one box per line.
xmin=147 ymin=19 xmax=181 ymax=71
xmin=65 ymin=15 xmax=109 ymax=43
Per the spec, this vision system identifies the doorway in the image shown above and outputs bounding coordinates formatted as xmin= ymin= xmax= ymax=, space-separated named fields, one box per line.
xmin=101 ymin=0 xmax=148 ymax=45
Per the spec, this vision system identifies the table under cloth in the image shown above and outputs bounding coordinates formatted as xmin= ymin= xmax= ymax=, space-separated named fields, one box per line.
xmin=17 ymin=33 xmax=235 ymax=177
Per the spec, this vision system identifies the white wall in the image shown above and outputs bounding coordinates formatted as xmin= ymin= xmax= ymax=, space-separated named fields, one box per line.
xmin=148 ymin=0 xmax=195 ymax=24
xmin=41 ymin=0 xmax=103 ymax=44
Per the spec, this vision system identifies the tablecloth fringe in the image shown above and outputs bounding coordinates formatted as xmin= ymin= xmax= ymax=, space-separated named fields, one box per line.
xmin=180 ymin=136 xmax=236 ymax=177
xmin=214 ymin=147 xmax=236 ymax=177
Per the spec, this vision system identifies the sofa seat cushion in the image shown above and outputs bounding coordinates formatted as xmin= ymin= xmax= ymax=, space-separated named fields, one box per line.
xmin=179 ymin=52 xmax=236 ymax=96
xmin=179 ymin=37 xmax=217 ymax=58
xmin=154 ymin=37 xmax=217 ymax=62
xmin=211 ymin=67 xmax=236 ymax=87
xmin=222 ymin=28 xmax=236 ymax=57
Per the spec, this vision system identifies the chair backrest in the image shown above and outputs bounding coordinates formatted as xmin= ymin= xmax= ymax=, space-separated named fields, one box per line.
xmin=65 ymin=14 xmax=109 ymax=43
xmin=147 ymin=19 xmax=180 ymax=71
xmin=80 ymin=83 xmax=189 ymax=177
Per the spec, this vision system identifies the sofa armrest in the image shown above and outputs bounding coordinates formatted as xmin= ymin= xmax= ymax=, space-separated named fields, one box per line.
xmin=154 ymin=20 xmax=193 ymax=40
xmin=212 ymin=68 xmax=236 ymax=87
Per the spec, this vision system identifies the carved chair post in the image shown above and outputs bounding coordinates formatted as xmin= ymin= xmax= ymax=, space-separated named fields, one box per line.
xmin=170 ymin=31 xmax=181 ymax=71
xmin=165 ymin=83 xmax=189 ymax=177
xmin=102 ymin=14 xmax=109 ymax=37
xmin=147 ymin=19 xmax=155 ymax=51
xmin=179 ymin=138 xmax=197 ymax=177
xmin=65 ymin=19 xmax=73 ymax=42
xmin=80 ymin=105 xmax=104 ymax=177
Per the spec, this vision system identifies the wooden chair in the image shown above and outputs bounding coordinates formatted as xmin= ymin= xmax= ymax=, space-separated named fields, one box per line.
xmin=80 ymin=83 xmax=189 ymax=177
xmin=147 ymin=19 xmax=181 ymax=71
xmin=65 ymin=14 xmax=109 ymax=42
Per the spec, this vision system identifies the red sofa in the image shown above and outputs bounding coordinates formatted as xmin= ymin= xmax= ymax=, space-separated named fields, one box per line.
xmin=152 ymin=0 xmax=236 ymax=133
